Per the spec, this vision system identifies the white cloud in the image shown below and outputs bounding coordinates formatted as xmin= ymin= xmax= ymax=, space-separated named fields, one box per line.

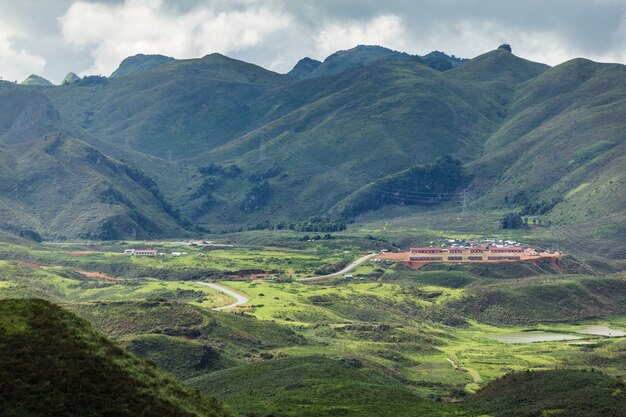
xmin=400 ymin=20 xmax=580 ymax=67
xmin=59 ymin=0 xmax=291 ymax=76
xmin=314 ymin=15 xmax=408 ymax=59
xmin=0 ymin=23 xmax=46 ymax=82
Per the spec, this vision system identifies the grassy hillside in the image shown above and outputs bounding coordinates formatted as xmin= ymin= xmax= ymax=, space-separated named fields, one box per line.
xmin=45 ymin=53 xmax=287 ymax=160
xmin=0 ymin=133 xmax=187 ymax=240
xmin=447 ymin=48 xmax=549 ymax=83
xmin=468 ymin=58 xmax=626 ymax=246
xmin=0 ymin=298 xmax=232 ymax=417
xmin=467 ymin=369 xmax=626 ymax=417
xmin=450 ymin=275 xmax=626 ymax=325
xmin=188 ymin=355 xmax=460 ymax=417
xmin=0 ymin=88 xmax=65 ymax=144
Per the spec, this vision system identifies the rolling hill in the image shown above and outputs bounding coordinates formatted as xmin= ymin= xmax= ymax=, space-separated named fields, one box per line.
xmin=466 ymin=369 xmax=626 ymax=417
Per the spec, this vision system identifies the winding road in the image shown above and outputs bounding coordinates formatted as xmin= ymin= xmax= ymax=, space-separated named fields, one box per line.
xmin=197 ymin=282 xmax=249 ymax=311
xmin=197 ymin=253 xmax=377 ymax=309
xmin=295 ymin=253 xmax=378 ymax=282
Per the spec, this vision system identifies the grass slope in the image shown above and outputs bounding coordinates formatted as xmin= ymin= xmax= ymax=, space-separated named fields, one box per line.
xmin=469 ymin=58 xmax=626 ymax=246
xmin=187 ymin=355 xmax=460 ymax=417
xmin=467 ymin=369 xmax=626 ymax=417
xmin=0 ymin=133 xmax=186 ymax=240
xmin=0 ymin=298 xmax=232 ymax=417
xmin=451 ymin=275 xmax=626 ymax=325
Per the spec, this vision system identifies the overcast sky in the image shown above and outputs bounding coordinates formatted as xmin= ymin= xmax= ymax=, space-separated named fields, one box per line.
xmin=1 ymin=0 xmax=626 ymax=83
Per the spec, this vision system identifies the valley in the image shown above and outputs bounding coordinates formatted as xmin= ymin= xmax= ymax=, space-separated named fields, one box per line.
xmin=1 ymin=224 xmax=625 ymax=416
xmin=0 ymin=38 xmax=625 ymax=416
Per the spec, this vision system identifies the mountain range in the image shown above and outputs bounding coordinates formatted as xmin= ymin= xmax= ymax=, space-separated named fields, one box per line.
xmin=1 ymin=44 xmax=624 ymax=243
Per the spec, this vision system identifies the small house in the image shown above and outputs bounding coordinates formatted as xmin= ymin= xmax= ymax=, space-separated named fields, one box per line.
xmin=134 ymin=250 xmax=157 ymax=257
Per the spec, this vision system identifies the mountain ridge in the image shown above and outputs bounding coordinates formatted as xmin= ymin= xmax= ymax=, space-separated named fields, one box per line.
xmin=0 ymin=45 xmax=624 ymax=242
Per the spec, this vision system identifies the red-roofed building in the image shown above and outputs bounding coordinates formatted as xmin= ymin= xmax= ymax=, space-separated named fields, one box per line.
xmin=410 ymin=248 xmax=443 ymax=254
xmin=489 ymin=247 xmax=523 ymax=253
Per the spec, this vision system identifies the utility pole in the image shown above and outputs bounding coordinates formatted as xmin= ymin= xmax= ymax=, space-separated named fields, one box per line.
xmin=550 ymin=226 xmax=559 ymax=252
xmin=258 ymin=128 xmax=266 ymax=162
xmin=462 ymin=189 xmax=468 ymax=215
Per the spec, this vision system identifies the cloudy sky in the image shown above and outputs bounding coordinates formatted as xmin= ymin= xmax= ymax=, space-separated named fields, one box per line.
xmin=1 ymin=0 xmax=626 ymax=83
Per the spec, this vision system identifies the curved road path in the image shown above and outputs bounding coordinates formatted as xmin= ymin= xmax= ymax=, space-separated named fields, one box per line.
xmin=197 ymin=282 xmax=249 ymax=311
xmin=198 ymin=253 xmax=377 ymax=308
xmin=296 ymin=253 xmax=378 ymax=282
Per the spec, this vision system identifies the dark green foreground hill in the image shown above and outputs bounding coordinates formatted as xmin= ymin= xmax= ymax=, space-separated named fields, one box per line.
xmin=0 ymin=298 xmax=232 ymax=417
xmin=467 ymin=369 xmax=626 ymax=417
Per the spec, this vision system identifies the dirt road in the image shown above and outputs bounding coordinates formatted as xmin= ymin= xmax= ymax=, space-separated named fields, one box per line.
xmin=197 ymin=282 xmax=249 ymax=311
xmin=295 ymin=253 xmax=378 ymax=282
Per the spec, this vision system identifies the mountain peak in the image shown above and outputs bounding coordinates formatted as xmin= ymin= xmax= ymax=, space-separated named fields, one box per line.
xmin=286 ymin=57 xmax=322 ymax=79
xmin=305 ymin=44 xmax=413 ymax=79
xmin=20 ymin=74 xmax=53 ymax=86
xmin=447 ymin=47 xmax=549 ymax=83
xmin=62 ymin=72 xmax=80 ymax=85
xmin=422 ymin=51 xmax=467 ymax=71
xmin=110 ymin=54 xmax=175 ymax=78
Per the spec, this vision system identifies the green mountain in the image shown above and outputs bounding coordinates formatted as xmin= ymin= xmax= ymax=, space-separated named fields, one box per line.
xmin=0 ymin=88 xmax=65 ymax=144
xmin=110 ymin=53 xmax=175 ymax=78
xmin=0 ymin=45 xmax=624 ymax=243
xmin=466 ymin=57 xmax=626 ymax=246
xmin=0 ymin=298 xmax=232 ymax=417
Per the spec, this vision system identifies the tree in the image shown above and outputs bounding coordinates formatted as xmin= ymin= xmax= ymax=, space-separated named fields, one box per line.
xmin=498 ymin=43 xmax=512 ymax=53
xmin=500 ymin=212 xmax=526 ymax=229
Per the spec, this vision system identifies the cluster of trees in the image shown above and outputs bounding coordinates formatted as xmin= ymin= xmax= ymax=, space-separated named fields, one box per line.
xmin=197 ymin=163 xmax=241 ymax=178
xmin=340 ymin=156 xmax=471 ymax=217
xmin=18 ymin=229 xmax=43 ymax=242
xmin=241 ymin=181 xmax=271 ymax=213
xmin=505 ymin=192 xmax=561 ymax=216
xmin=77 ymin=75 xmax=109 ymax=86
xmin=500 ymin=213 xmax=547 ymax=229
xmin=300 ymin=234 xmax=335 ymax=242
xmin=501 ymin=191 xmax=560 ymax=229
xmin=500 ymin=212 xmax=527 ymax=229
xmin=519 ymin=198 xmax=561 ymax=216
xmin=251 ymin=218 xmax=347 ymax=233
